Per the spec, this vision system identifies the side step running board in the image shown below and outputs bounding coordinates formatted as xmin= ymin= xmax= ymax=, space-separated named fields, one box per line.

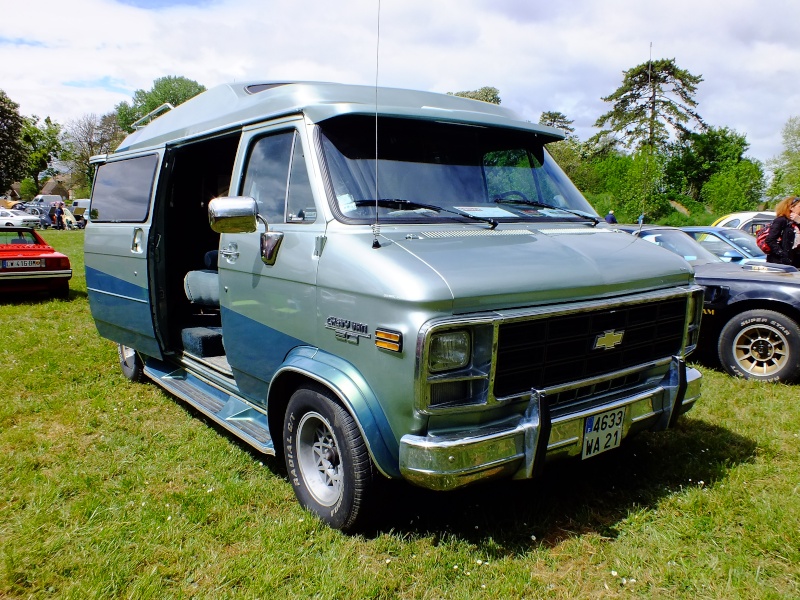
xmin=144 ymin=359 xmax=275 ymax=455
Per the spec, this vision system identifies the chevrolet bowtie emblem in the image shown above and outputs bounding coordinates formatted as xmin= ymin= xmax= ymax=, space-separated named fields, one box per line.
xmin=594 ymin=329 xmax=624 ymax=350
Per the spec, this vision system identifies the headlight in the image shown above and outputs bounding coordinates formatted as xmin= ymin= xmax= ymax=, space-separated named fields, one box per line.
xmin=429 ymin=331 xmax=470 ymax=372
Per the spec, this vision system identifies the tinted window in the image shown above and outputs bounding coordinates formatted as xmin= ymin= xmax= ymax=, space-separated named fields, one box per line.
xmin=287 ymin=135 xmax=315 ymax=223
xmin=241 ymin=130 xmax=316 ymax=225
xmin=92 ymin=154 xmax=158 ymax=222
xmin=241 ymin=132 xmax=293 ymax=224
xmin=320 ymin=116 xmax=596 ymax=224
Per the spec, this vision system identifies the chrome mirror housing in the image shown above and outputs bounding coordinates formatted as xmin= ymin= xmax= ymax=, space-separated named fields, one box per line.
xmin=208 ymin=196 xmax=260 ymax=233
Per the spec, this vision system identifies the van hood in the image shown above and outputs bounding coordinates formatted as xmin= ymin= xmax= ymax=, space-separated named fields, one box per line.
xmin=372 ymin=226 xmax=694 ymax=312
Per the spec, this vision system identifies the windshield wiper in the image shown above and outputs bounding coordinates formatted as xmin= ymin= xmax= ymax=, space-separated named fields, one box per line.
xmin=492 ymin=198 xmax=600 ymax=226
xmin=354 ymin=199 xmax=498 ymax=229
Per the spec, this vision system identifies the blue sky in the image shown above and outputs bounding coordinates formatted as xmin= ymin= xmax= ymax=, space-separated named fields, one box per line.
xmin=2 ymin=0 xmax=800 ymax=170
xmin=116 ymin=0 xmax=209 ymax=7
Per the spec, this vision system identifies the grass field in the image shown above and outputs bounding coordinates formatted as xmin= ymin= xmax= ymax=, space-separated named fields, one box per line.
xmin=1 ymin=230 xmax=799 ymax=599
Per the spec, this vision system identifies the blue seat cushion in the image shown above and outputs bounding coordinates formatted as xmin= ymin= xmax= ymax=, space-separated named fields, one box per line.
xmin=184 ymin=269 xmax=219 ymax=307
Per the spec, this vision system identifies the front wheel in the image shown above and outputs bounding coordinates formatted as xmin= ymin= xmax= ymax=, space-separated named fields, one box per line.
xmin=117 ymin=344 xmax=145 ymax=382
xmin=718 ymin=309 xmax=800 ymax=383
xmin=283 ymin=385 xmax=374 ymax=531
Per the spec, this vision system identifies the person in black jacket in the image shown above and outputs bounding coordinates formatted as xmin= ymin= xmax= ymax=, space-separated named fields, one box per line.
xmin=766 ymin=196 xmax=800 ymax=266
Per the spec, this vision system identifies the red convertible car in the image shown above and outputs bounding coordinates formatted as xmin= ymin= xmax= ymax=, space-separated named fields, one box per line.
xmin=0 ymin=227 xmax=71 ymax=298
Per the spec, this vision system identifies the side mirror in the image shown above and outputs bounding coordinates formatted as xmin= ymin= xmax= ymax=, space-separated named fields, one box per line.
xmin=208 ymin=196 xmax=261 ymax=233
xmin=722 ymin=250 xmax=745 ymax=262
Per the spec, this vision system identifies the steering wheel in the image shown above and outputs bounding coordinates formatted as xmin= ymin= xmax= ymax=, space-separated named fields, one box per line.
xmin=496 ymin=190 xmax=530 ymax=201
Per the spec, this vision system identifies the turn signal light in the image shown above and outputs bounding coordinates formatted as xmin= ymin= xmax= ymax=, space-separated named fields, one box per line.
xmin=375 ymin=329 xmax=402 ymax=352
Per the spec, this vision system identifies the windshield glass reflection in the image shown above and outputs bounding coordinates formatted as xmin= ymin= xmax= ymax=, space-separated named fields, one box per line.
xmin=319 ymin=115 xmax=598 ymax=225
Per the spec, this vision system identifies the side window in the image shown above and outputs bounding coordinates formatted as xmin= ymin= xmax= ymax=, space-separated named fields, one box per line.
xmin=241 ymin=130 xmax=316 ymax=226
xmin=242 ymin=132 xmax=292 ymax=224
xmin=91 ymin=154 xmax=158 ymax=222
xmin=287 ymin=134 xmax=316 ymax=223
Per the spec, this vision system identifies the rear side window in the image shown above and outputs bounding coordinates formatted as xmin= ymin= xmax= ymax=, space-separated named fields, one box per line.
xmin=91 ymin=154 xmax=158 ymax=222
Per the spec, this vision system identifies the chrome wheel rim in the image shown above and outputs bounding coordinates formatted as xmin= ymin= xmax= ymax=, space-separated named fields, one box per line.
xmin=296 ymin=411 xmax=342 ymax=506
xmin=732 ymin=323 xmax=789 ymax=377
xmin=120 ymin=345 xmax=136 ymax=369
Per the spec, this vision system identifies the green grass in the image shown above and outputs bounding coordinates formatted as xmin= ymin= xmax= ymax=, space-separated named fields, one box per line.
xmin=2 ymin=230 xmax=799 ymax=598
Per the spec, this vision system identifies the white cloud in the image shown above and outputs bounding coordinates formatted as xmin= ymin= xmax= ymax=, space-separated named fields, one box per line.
xmin=2 ymin=0 xmax=799 ymax=167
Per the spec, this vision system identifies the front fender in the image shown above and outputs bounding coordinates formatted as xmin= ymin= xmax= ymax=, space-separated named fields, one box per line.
xmin=272 ymin=346 xmax=400 ymax=478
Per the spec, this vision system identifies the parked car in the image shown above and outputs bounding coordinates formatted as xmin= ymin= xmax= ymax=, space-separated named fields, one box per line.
xmin=711 ymin=211 xmax=775 ymax=235
xmin=619 ymin=224 xmax=800 ymax=383
xmin=24 ymin=206 xmax=54 ymax=229
xmin=0 ymin=227 xmax=71 ymax=297
xmin=0 ymin=208 xmax=40 ymax=228
xmin=47 ymin=205 xmax=79 ymax=229
xmin=681 ymin=226 xmax=766 ymax=263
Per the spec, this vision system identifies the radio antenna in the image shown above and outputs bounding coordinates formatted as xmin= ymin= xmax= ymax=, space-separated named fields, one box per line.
xmin=372 ymin=0 xmax=382 ymax=249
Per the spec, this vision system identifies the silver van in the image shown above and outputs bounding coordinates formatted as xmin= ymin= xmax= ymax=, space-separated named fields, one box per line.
xmin=86 ymin=82 xmax=703 ymax=530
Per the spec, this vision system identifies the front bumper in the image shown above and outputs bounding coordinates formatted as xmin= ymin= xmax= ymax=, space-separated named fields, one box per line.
xmin=399 ymin=357 xmax=701 ymax=491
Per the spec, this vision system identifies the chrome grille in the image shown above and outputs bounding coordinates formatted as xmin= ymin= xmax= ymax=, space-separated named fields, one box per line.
xmin=494 ymin=297 xmax=686 ymax=398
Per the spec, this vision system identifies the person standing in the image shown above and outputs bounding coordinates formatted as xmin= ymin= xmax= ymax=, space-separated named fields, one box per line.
xmin=765 ymin=196 xmax=800 ymax=266
xmin=55 ymin=202 xmax=65 ymax=230
xmin=604 ymin=210 xmax=618 ymax=224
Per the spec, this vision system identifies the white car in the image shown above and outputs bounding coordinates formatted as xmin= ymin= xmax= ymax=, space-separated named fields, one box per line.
xmin=0 ymin=209 xmax=40 ymax=228
xmin=711 ymin=211 xmax=775 ymax=235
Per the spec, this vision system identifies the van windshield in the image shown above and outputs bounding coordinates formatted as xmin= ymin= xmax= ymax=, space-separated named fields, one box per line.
xmin=319 ymin=115 xmax=598 ymax=225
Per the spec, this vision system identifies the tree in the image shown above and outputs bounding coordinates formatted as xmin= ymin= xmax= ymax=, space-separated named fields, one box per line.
xmin=20 ymin=115 xmax=62 ymax=191
xmin=701 ymin=160 xmax=765 ymax=213
xmin=664 ymin=126 xmax=751 ymax=201
xmin=449 ymin=86 xmax=501 ymax=105
xmin=767 ymin=116 xmax=800 ymax=199
xmin=0 ymin=89 xmax=27 ymax=193
xmin=19 ymin=178 xmax=38 ymax=200
xmin=594 ymin=58 xmax=705 ymax=151
xmin=62 ymin=112 xmax=125 ymax=196
xmin=116 ymin=75 xmax=206 ymax=132
xmin=539 ymin=111 xmax=575 ymax=136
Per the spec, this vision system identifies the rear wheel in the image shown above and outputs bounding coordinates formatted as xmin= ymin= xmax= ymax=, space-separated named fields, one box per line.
xmin=117 ymin=344 xmax=145 ymax=382
xmin=283 ymin=385 xmax=374 ymax=531
xmin=718 ymin=309 xmax=800 ymax=383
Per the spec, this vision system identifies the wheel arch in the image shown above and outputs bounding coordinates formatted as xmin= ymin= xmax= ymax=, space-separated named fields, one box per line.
xmin=716 ymin=297 xmax=800 ymax=329
xmin=266 ymin=346 xmax=401 ymax=479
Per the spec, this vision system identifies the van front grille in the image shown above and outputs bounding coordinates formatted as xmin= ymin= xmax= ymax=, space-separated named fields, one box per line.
xmin=493 ymin=298 xmax=686 ymax=398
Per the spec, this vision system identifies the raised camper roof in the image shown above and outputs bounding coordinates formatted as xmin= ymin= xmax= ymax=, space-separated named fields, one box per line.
xmin=114 ymin=81 xmax=564 ymax=154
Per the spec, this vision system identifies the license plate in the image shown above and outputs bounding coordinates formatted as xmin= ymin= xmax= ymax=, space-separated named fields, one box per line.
xmin=582 ymin=407 xmax=626 ymax=459
xmin=3 ymin=259 xmax=42 ymax=268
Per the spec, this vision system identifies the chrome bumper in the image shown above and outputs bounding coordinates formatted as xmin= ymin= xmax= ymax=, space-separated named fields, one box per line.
xmin=399 ymin=359 xmax=701 ymax=491
xmin=0 ymin=269 xmax=72 ymax=280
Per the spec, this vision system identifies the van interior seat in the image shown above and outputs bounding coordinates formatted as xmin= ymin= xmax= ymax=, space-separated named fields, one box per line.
xmin=183 ymin=250 xmax=220 ymax=307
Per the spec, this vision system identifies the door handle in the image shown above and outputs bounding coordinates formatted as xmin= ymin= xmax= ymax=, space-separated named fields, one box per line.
xmin=131 ymin=228 xmax=144 ymax=254
xmin=220 ymin=242 xmax=239 ymax=261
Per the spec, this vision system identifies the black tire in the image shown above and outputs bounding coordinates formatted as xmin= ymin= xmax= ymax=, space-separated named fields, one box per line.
xmin=283 ymin=385 xmax=374 ymax=531
xmin=718 ymin=309 xmax=800 ymax=383
xmin=53 ymin=282 xmax=69 ymax=299
xmin=117 ymin=343 xmax=145 ymax=382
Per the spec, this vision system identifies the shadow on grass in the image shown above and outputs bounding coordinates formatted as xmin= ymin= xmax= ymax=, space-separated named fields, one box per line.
xmin=185 ymin=390 xmax=755 ymax=552
xmin=0 ymin=288 xmax=86 ymax=304
xmin=360 ymin=417 xmax=756 ymax=553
